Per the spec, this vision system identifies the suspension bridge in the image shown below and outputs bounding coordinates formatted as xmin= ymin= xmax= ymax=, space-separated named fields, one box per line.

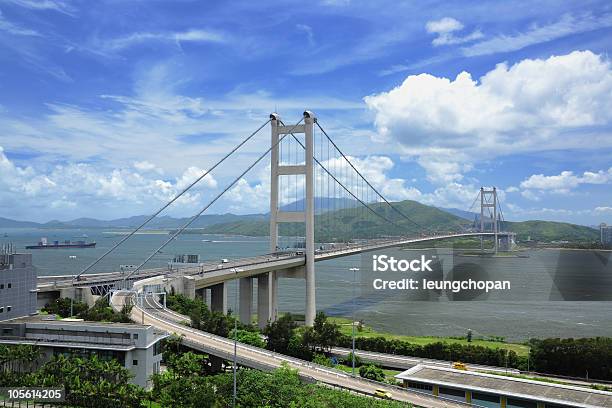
xmin=37 ymin=110 xmax=513 ymax=328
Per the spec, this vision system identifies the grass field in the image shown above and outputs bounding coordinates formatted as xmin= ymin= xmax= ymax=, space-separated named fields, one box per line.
xmin=329 ymin=317 xmax=530 ymax=357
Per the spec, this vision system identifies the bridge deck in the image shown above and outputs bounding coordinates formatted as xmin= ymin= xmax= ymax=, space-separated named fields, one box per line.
xmin=38 ymin=232 xmax=502 ymax=291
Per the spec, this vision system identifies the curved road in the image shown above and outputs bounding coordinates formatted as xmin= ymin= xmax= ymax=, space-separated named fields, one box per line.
xmin=111 ymin=291 xmax=470 ymax=408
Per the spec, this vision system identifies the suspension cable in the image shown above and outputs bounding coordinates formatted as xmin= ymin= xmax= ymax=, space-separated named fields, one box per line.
xmin=279 ymin=121 xmax=409 ymax=236
xmin=316 ymin=121 xmax=430 ymax=233
xmin=75 ymin=118 xmax=272 ymax=281
xmin=121 ymin=118 xmax=304 ymax=283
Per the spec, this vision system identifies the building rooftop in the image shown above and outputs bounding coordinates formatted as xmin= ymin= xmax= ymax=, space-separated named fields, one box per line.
xmin=396 ymin=364 xmax=612 ymax=408
xmin=6 ymin=314 xmax=152 ymax=329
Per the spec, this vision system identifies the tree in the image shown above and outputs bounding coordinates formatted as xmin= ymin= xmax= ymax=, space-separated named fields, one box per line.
xmin=31 ymin=354 xmax=145 ymax=407
xmin=359 ymin=364 xmax=385 ymax=382
xmin=303 ymin=312 xmax=342 ymax=352
xmin=264 ymin=313 xmax=297 ymax=354
xmin=78 ymin=297 xmax=132 ymax=323
xmin=313 ymin=353 xmax=333 ymax=367
xmin=230 ymin=329 xmax=266 ymax=348
xmin=344 ymin=351 xmax=362 ymax=368
xmin=43 ymin=297 xmax=87 ymax=317
xmin=467 ymin=329 xmax=473 ymax=343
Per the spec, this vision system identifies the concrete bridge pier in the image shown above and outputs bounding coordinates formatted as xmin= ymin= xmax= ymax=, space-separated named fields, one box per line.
xmin=239 ymin=277 xmax=253 ymax=325
xmin=59 ymin=287 xmax=97 ymax=307
xmin=195 ymin=287 xmax=210 ymax=306
xmin=257 ymin=272 xmax=277 ymax=330
xmin=210 ymin=283 xmax=227 ymax=314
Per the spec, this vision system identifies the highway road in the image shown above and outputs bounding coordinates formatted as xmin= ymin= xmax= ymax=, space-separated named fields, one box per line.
xmin=329 ymin=347 xmax=520 ymax=375
xmin=110 ymin=291 xmax=471 ymax=408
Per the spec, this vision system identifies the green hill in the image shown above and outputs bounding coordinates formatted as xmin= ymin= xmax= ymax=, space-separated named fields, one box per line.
xmin=203 ymin=200 xmax=469 ymax=241
xmin=202 ymin=199 xmax=598 ymax=244
xmin=502 ymin=220 xmax=598 ymax=242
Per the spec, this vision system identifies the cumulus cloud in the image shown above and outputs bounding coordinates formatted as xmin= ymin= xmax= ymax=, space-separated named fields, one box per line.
xmin=425 ymin=17 xmax=483 ymax=46
xmin=518 ymin=167 xmax=612 ymax=199
xmin=224 ymin=155 xmax=484 ymax=213
xmin=595 ymin=206 xmax=612 ymax=214
xmin=0 ymin=146 xmax=217 ymax=220
xmin=365 ymin=50 xmax=612 ymax=184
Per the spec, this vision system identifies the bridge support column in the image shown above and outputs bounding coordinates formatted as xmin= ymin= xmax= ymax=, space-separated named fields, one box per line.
xmin=268 ymin=111 xmax=316 ymax=326
xmin=195 ymin=288 xmax=208 ymax=303
xmin=257 ymin=273 xmax=277 ymax=329
xmin=210 ymin=283 xmax=227 ymax=314
xmin=239 ymin=277 xmax=253 ymax=325
xmin=304 ymin=111 xmax=316 ymax=326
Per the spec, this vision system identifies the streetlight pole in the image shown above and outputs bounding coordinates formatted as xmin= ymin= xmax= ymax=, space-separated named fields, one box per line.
xmin=232 ymin=268 xmax=243 ymax=408
xmin=349 ymin=267 xmax=359 ymax=377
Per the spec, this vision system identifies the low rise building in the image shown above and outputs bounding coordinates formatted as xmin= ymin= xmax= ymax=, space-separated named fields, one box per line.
xmin=0 ymin=316 xmax=168 ymax=389
xmin=0 ymin=250 xmax=37 ymax=320
xmin=395 ymin=364 xmax=612 ymax=408
xmin=1 ymin=249 xmax=168 ymax=389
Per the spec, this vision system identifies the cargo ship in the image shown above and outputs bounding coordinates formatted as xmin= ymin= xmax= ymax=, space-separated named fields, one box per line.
xmin=25 ymin=237 xmax=96 ymax=249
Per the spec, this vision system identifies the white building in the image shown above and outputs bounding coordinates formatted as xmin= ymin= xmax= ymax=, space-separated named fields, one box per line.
xmin=0 ymin=316 xmax=167 ymax=389
xmin=0 ymin=251 xmax=37 ymax=320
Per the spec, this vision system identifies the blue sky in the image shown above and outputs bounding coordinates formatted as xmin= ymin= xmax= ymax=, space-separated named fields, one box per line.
xmin=0 ymin=0 xmax=611 ymax=225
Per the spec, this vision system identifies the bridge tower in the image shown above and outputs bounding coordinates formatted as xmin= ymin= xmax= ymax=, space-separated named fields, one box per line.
xmin=480 ymin=187 xmax=498 ymax=252
xmin=268 ymin=111 xmax=317 ymax=327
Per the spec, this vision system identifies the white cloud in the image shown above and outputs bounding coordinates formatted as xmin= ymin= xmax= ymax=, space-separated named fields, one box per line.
xmin=426 ymin=17 xmax=464 ymax=34
xmin=425 ymin=17 xmax=483 ymax=46
xmin=365 ymin=50 xmax=612 ymax=184
xmin=3 ymin=0 xmax=74 ymax=14
xmin=223 ymin=155 xmax=485 ymax=213
xmin=133 ymin=161 xmax=158 ymax=172
xmin=103 ymin=29 xmax=226 ymax=51
xmin=0 ymin=10 xmax=40 ymax=36
xmin=595 ymin=206 xmax=612 ymax=214
xmin=506 ymin=186 xmax=519 ymax=193
xmin=0 ymin=146 xmax=217 ymax=220
xmin=296 ymin=24 xmax=315 ymax=46
xmin=519 ymin=168 xmax=612 ymax=198
xmin=463 ymin=13 xmax=612 ymax=57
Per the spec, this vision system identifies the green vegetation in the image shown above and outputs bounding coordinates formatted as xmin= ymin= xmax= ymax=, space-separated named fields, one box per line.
xmin=331 ymin=316 xmax=530 ymax=357
xmin=42 ymin=297 xmax=89 ymax=317
xmin=152 ymin=337 xmax=411 ymax=408
xmin=359 ymin=364 xmax=386 ymax=381
xmin=199 ymin=198 xmax=599 ymax=243
xmin=529 ymin=337 xmax=612 ymax=380
xmin=203 ymin=199 xmax=466 ymax=241
xmin=42 ymin=296 xmax=132 ymax=323
xmin=167 ymin=294 xmax=612 ymax=381
xmin=0 ymin=344 xmax=144 ymax=407
xmin=502 ymin=220 xmax=598 ymax=242
xmin=166 ymin=291 xmax=259 ymax=338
